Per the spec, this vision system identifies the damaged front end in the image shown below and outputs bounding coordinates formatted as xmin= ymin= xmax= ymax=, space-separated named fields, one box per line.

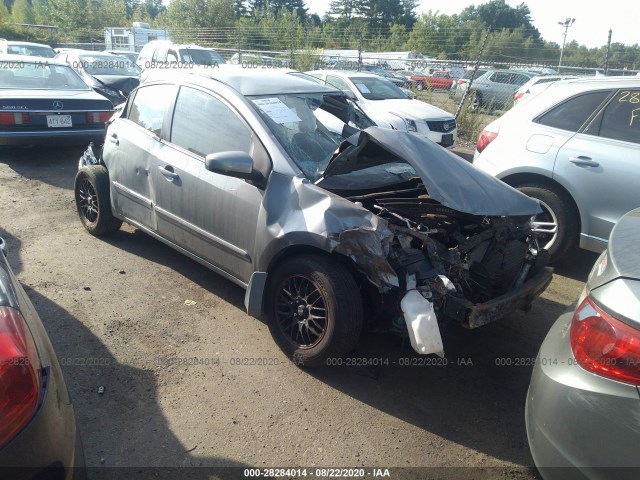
xmin=321 ymin=128 xmax=553 ymax=355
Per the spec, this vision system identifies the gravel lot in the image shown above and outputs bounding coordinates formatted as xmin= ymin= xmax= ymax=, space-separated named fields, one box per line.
xmin=0 ymin=144 xmax=598 ymax=479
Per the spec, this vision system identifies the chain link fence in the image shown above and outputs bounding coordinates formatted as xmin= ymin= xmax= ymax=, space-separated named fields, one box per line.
xmin=55 ymin=24 xmax=640 ymax=142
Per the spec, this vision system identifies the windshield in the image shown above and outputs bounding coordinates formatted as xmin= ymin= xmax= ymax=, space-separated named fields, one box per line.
xmin=80 ymin=55 xmax=141 ymax=76
xmin=249 ymin=93 xmax=356 ymax=181
xmin=179 ymin=49 xmax=226 ymax=66
xmin=349 ymin=76 xmax=407 ymax=100
xmin=0 ymin=61 xmax=90 ymax=90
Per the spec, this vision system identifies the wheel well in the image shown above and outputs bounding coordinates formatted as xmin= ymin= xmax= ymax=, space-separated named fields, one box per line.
xmin=266 ymin=245 xmax=361 ymax=281
xmin=500 ymin=173 xmax=582 ymax=230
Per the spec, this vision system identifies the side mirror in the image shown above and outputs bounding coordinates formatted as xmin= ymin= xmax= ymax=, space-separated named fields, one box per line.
xmin=205 ymin=151 xmax=254 ymax=180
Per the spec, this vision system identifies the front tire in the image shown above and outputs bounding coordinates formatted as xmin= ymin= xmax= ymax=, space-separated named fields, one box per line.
xmin=266 ymin=255 xmax=363 ymax=367
xmin=516 ymin=184 xmax=579 ymax=262
xmin=75 ymin=166 xmax=122 ymax=236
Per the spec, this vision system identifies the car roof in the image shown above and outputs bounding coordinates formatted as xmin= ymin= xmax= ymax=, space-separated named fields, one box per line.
xmin=306 ymin=70 xmax=386 ymax=79
xmin=0 ymin=54 xmax=68 ymax=66
xmin=3 ymin=41 xmax=53 ymax=48
xmin=553 ymin=76 xmax=640 ymax=88
xmin=144 ymin=40 xmax=215 ymax=50
xmin=148 ymin=65 xmax=341 ymax=96
xmin=503 ymin=76 xmax=640 ymax=118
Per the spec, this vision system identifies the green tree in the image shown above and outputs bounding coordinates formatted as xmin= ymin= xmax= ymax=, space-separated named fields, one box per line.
xmin=165 ymin=0 xmax=235 ymax=29
xmin=328 ymin=0 xmax=355 ymax=20
xmin=11 ymin=0 xmax=35 ymax=24
xmin=96 ymin=0 xmax=128 ymax=27
xmin=460 ymin=0 xmax=540 ymax=41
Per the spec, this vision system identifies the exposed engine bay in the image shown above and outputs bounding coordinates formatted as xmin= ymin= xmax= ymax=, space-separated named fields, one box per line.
xmin=316 ymin=127 xmax=553 ymax=352
xmin=346 ymin=179 xmax=550 ymax=327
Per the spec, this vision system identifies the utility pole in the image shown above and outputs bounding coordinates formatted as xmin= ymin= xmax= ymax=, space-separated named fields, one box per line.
xmin=358 ymin=32 xmax=363 ymax=72
xmin=289 ymin=21 xmax=295 ymax=70
xmin=558 ymin=17 xmax=575 ymax=73
xmin=604 ymin=29 xmax=612 ymax=76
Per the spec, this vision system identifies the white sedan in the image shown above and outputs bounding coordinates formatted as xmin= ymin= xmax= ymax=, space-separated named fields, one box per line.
xmin=307 ymin=70 xmax=457 ymax=148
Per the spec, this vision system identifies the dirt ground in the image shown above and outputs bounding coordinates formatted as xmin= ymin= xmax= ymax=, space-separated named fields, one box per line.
xmin=0 ymin=144 xmax=598 ymax=479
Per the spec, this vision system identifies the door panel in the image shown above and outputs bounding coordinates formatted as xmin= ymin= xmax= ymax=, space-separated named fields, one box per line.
xmin=104 ymin=83 xmax=176 ymax=229
xmin=104 ymin=120 xmax=158 ymax=228
xmin=151 ymin=85 xmax=266 ymax=282
xmin=554 ymin=89 xmax=640 ymax=244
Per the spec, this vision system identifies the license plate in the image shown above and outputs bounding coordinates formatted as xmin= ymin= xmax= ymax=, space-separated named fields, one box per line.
xmin=441 ymin=134 xmax=454 ymax=147
xmin=47 ymin=115 xmax=72 ymax=128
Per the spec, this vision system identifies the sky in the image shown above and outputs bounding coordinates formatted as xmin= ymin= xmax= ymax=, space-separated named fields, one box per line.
xmin=305 ymin=0 xmax=637 ymax=49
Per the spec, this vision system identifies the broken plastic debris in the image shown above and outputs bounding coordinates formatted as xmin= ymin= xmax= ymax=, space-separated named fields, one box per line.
xmin=401 ymin=274 xmax=444 ymax=357
xmin=184 ymin=300 xmax=197 ymax=306
xmin=438 ymin=275 xmax=456 ymax=291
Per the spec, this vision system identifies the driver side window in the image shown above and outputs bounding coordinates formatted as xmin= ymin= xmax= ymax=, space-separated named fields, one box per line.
xmin=170 ymin=86 xmax=252 ymax=157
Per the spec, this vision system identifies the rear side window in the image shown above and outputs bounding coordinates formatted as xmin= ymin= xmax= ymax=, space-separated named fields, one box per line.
xmin=490 ymin=72 xmax=511 ymax=84
xmin=170 ymin=86 xmax=252 ymax=157
xmin=584 ymin=89 xmax=640 ymax=144
xmin=511 ymin=74 xmax=530 ymax=86
xmin=536 ymin=91 xmax=611 ymax=132
xmin=127 ymin=84 xmax=175 ymax=136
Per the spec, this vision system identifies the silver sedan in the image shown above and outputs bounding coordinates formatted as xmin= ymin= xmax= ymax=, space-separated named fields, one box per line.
xmin=73 ymin=67 xmax=553 ymax=367
xmin=526 ymin=207 xmax=640 ymax=478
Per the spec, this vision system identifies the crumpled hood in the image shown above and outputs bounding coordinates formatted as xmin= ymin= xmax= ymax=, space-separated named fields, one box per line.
xmin=92 ymin=75 xmax=140 ymax=95
xmin=322 ymin=127 xmax=542 ymax=217
xmin=362 ymin=98 xmax=452 ymax=120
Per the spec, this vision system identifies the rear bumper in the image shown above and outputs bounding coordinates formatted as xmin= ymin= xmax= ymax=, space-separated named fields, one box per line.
xmin=526 ymin=311 xmax=640 ymax=479
xmin=445 ymin=267 xmax=554 ymax=328
xmin=0 ymin=129 xmax=105 ymax=146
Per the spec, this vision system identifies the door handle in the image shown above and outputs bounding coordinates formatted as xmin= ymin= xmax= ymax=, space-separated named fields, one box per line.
xmin=158 ymin=165 xmax=179 ymax=180
xmin=109 ymin=133 xmax=119 ymax=145
xmin=569 ymin=156 xmax=599 ymax=167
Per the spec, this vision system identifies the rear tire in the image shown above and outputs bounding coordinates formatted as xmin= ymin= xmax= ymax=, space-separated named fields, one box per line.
xmin=74 ymin=166 xmax=122 ymax=236
xmin=516 ymin=183 xmax=579 ymax=262
xmin=266 ymin=255 xmax=363 ymax=368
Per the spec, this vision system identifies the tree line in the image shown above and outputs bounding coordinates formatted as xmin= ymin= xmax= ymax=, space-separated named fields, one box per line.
xmin=1 ymin=0 xmax=638 ymax=70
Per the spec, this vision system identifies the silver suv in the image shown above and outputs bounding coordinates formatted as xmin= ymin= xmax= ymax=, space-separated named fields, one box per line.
xmin=473 ymin=76 xmax=640 ymax=261
xmin=468 ymin=69 xmax=535 ymax=111
xmin=137 ymin=40 xmax=225 ymax=70
xmin=74 ymin=68 xmax=552 ymax=366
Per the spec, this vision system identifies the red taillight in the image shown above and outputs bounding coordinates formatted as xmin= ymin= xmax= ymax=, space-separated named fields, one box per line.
xmin=0 ymin=306 xmax=41 ymax=448
xmin=86 ymin=112 xmax=112 ymax=123
xmin=476 ymin=129 xmax=498 ymax=153
xmin=514 ymin=92 xmax=525 ymax=102
xmin=570 ymin=296 xmax=640 ymax=385
xmin=0 ymin=113 xmax=30 ymax=125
